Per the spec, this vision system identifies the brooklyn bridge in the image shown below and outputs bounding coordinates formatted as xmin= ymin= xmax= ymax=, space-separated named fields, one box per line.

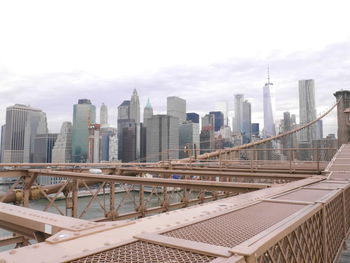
xmin=1 ymin=90 xmax=350 ymax=262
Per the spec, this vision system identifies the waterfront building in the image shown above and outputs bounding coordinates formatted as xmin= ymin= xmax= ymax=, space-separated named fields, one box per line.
xmin=2 ymin=104 xmax=48 ymax=163
xmin=52 ymin=122 xmax=72 ymax=163
xmin=72 ymin=99 xmax=96 ymax=163
xmin=186 ymin=113 xmax=199 ymax=124
xmin=167 ymin=96 xmax=186 ymax=123
xmin=146 ymin=115 xmax=179 ymax=162
xmin=100 ymin=103 xmax=108 ymax=126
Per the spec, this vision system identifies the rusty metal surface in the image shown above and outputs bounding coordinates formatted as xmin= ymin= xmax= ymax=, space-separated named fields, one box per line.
xmin=68 ymin=241 xmax=216 ymax=263
xmin=163 ymin=201 xmax=306 ymax=248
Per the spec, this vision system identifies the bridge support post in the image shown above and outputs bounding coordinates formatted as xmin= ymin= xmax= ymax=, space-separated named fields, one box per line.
xmin=334 ymin=90 xmax=350 ymax=147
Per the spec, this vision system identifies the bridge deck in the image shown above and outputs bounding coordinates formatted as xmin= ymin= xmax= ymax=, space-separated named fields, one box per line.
xmin=0 ymin=145 xmax=350 ymax=262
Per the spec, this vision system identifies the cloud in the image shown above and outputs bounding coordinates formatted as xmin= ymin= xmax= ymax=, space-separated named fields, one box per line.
xmin=1 ymin=40 xmax=349 ymax=136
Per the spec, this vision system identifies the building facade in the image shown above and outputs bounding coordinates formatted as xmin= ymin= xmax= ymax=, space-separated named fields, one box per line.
xmin=72 ymin=99 xmax=96 ymax=163
xmin=100 ymin=103 xmax=108 ymax=126
xmin=2 ymin=104 xmax=48 ymax=163
xmin=52 ymin=122 xmax=72 ymax=163
xmin=299 ymin=79 xmax=317 ymax=143
xmin=167 ymin=96 xmax=186 ymax=123
xmin=146 ymin=115 xmax=179 ymax=162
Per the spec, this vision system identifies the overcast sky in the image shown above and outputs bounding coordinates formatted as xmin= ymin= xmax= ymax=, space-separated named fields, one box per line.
xmin=1 ymin=0 xmax=349 ymax=136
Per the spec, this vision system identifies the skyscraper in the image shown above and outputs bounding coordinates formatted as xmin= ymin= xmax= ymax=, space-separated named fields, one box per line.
xmin=215 ymin=102 xmax=228 ymax=126
xmin=234 ymin=94 xmax=244 ymax=133
xmin=251 ymin=123 xmax=260 ymax=136
xmin=2 ymin=104 xmax=48 ymax=163
xmin=130 ymin=89 xmax=140 ymax=124
xmin=242 ymin=100 xmax=252 ymax=143
xmin=209 ymin=111 xmax=224 ymax=132
xmin=143 ymin=98 xmax=153 ymax=126
xmin=33 ymin=133 xmax=58 ymax=163
xmin=299 ymin=79 xmax=316 ymax=142
xmin=0 ymin=125 xmax=5 ymax=163
xmin=52 ymin=122 xmax=72 ymax=163
xmin=167 ymin=96 xmax=186 ymax=123
xmin=263 ymin=69 xmax=276 ymax=137
xmin=130 ymin=89 xmax=141 ymax=160
xmin=179 ymin=122 xmax=200 ymax=159
xmin=186 ymin=113 xmax=199 ymax=124
xmin=72 ymin=99 xmax=96 ymax=162
xmin=146 ymin=115 xmax=179 ymax=162
xmin=100 ymin=103 xmax=108 ymax=126
xmin=100 ymin=126 xmax=117 ymax=162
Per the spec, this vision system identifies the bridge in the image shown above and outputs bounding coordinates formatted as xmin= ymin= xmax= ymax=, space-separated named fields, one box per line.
xmin=0 ymin=91 xmax=350 ymax=262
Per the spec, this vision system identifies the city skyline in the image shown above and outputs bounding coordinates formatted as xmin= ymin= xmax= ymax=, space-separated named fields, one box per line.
xmin=0 ymin=1 xmax=348 ymax=136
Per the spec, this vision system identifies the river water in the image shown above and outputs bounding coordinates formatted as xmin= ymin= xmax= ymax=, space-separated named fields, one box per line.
xmin=0 ymin=184 xmax=184 ymax=251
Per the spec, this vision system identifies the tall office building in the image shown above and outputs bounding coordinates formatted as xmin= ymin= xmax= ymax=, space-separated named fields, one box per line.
xmin=146 ymin=115 xmax=179 ymax=162
xmin=251 ymin=123 xmax=260 ymax=136
xmin=100 ymin=103 xmax=108 ymax=126
xmin=202 ymin=114 xmax=215 ymax=129
xmin=33 ymin=133 xmax=58 ymax=163
xmin=167 ymin=96 xmax=186 ymax=123
xmin=143 ymin=98 xmax=153 ymax=126
xmin=263 ymin=70 xmax=276 ymax=138
xmin=299 ymin=79 xmax=317 ymax=142
xmin=2 ymin=104 xmax=48 ymax=163
xmin=0 ymin=124 xmax=5 ymax=163
xmin=88 ymin=124 xmax=101 ymax=163
xmin=72 ymin=99 xmax=96 ymax=163
xmin=130 ymin=89 xmax=140 ymax=160
xmin=316 ymin=120 xmax=323 ymax=140
xmin=179 ymin=122 xmax=200 ymax=159
xmin=242 ymin=100 xmax=252 ymax=144
xmin=52 ymin=122 xmax=72 ymax=163
xmin=130 ymin=89 xmax=140 ymax=124
xmin=117 ymin=95 xmax=139 ymax=162
xmin=186 ymin=113 xmax=199 ymax=124
xmin=234 ymin=94 xmax=244 ymax=133
xmin=215 ymin=102 xmax=228 ymax=126
xmin=209 ymin=111 xmax=224 ymax=132
xmin=100 ymin=126 xmax=117 ymax=162
xmin=109 ymin=134 xmax=118 ymax=162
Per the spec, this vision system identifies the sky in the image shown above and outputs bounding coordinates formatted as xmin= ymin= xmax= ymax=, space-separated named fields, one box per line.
xmin=0 ymin=0 xmax=349 ymax=136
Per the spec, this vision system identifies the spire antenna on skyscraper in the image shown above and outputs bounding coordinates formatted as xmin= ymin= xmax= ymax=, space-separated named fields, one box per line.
xmin=267 ymin=65 xmax=273 ymax=85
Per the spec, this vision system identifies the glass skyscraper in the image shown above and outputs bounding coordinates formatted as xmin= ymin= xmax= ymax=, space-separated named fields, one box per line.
xmin=72 ymin=99 xmax=96 ymax=162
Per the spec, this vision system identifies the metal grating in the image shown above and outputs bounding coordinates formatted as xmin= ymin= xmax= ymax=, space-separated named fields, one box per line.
xmin=69 ymin=241 xmax=215 ymax=263
xmin=273 ymin=189 xmax=332 ymax=202
xmin=345 ymin=187 xmax=350 ymax=233
xmin=325 ymin=193 xmax=345 ymax=263
xmin=163 ymin=202 xmax=306 ymax=248
xmin=256 ymin=209 xmax=324 ymax=263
